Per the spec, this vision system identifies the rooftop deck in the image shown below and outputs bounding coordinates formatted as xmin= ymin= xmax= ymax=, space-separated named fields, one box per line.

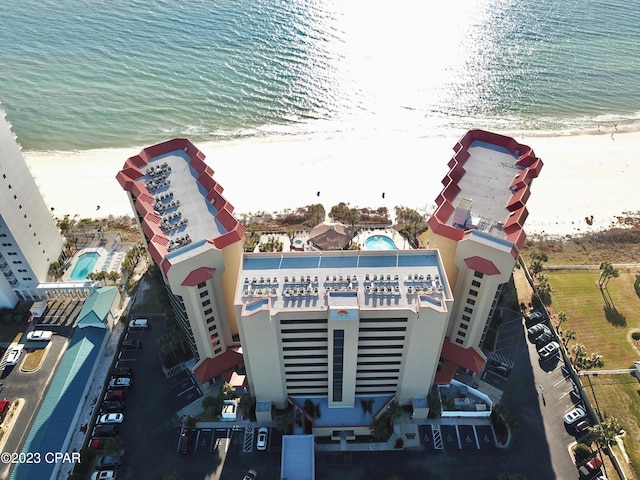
xmin=116 ymin=138 xmax=245 ymax=265
xmin=237 ymin=250 xmax=451 ymax=313
xmin=428 ymin=130 xmax=543 ymax=254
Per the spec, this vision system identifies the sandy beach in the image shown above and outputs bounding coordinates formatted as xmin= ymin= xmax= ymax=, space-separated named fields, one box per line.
xmin=23 ymin=129 xmax=640 ymax=237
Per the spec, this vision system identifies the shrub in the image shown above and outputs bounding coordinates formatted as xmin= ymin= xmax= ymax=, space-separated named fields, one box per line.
xmin=573 ymin=442 xmax=592 ymax=463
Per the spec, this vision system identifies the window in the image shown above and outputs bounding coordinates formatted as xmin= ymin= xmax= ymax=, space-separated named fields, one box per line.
xmin=214 ymin=347 xmax=222 ymax=354
xmin=461 ymin=314 xmax=471 ymax=321
xmin=206 ymin=317 xmax=216 ymax=324
xmin=208 ymin=324 xmax=217 ymax=332
xmin=197 ymin=281 xmax=207 ymax=289
xmin=199 ymin=290 xmax=209 ymax=298
xmin=210 ymin=332 xmax=219 ymax=339
xmin=332 ymin=330 xmax=345 ymax=402
xmin=466 ymin=298 xmax=476 ymax=306
xmin=202 ymin=299 xmax=211 ymax=307
xmin=460 ymin=323 xmax=468 ymax=330
xmin=469 ymin=289 xmax=478 ymax=297
xmin=457 ymin=330 xmax=466 ymax=338
xmin=471 ymin=280 xmax=481 ymax=288
xmin=455 ymin=338 xmax=464 ymax=345
xmin=474 ymin=271 xmax=484 ymax=279
xmin=203 ymin=308 xmax=213 ymax=316
xmin=464 ymin=307 xmax=473 ymax=314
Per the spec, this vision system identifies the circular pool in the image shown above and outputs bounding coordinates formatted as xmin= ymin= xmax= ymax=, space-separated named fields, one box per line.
xmin=364 ymin=235 xmax=398 ymax=250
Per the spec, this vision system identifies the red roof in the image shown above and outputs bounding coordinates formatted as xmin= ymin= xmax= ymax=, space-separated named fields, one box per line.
xmin=194 ymin=347 xmax=243 ymax=384
xmin=440 ymin=338 xmax=485 ymax=373
xmin=181 ymin=267 xmax=216 ymax=287
xmin=463 ymin=256 xmax=501 ymax=276
xmin=433 ymin=360 xmax=459 ymax=385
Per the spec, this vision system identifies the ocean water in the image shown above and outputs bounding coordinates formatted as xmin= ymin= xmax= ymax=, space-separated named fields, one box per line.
xmin=1 ymin=0 xmax=639 ymax=151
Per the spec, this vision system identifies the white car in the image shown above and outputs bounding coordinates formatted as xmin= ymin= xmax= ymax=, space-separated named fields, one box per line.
xmin=256 ymin=427 xmax=268 ymax=451
xmin=4 ymin=347 xmax=22 ymax=366
xmin=563 ymin=407 xmax=586 ymax=425
xmin=109 ymin=377 xmax=132 ymax=389
xmin=128 ymin=318 xmax=149 ymax=330
xmin=537 ymin=341 xmax=560 ymax=360
xmin=26 ymin=330 xmax=53 ymax=342
xmin=243 ymin=470 xmax=257 ymax=480
xmin=98 ymin=413 xmax=124 ymax=425
xmin=91 ymin=471 xmax=116 ymax=480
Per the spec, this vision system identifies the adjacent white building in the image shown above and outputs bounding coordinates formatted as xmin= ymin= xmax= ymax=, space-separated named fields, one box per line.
xmin=0 ymin=111 xmax=64 ymax=308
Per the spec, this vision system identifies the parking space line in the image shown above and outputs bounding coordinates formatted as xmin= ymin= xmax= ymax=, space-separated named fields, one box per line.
xmin=455 ymin=425 xmax=462 ymax=449
xmin=553 ymin=376 xmax=571 ymax=387
xmin=559 ymin=389 xmax=575 ymax=400
xmin=472 ymin=425 xmax=480 ymax=449
xmin=177 ymin=385 xmax=198 ymax=397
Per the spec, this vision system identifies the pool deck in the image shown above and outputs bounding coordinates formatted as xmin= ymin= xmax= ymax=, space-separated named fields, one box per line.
xmin=353 ymin=228 xmax=409 ymax=250
xmin=63 ymin=247 xmax=126 ymax=281
xmin=253 ymin=228 xmax=411 ymax=253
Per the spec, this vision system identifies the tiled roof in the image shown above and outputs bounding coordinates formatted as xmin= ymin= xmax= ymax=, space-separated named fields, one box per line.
xmin=76 ymin=286 xmax=117 ymax=328
xmin=463 ymin=256 xmax=501 ymax=276
xmin=193 ymin=346 xmax=243 ymax=384
xmin=181 ymin=267 xmax=216 ymax=287
xmin=440 ymin=337 xmax=485 ymax=373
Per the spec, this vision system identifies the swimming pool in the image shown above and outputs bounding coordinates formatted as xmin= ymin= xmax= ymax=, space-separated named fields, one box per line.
xmin=70 ymin=252 xmax=100 ymax=280
xmin=364 ymin=235 xmax=398 ymax=250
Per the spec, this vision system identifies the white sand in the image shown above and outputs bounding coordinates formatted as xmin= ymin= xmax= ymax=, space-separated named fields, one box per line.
xmin=23 ymin=129 xmax=640 ymax=236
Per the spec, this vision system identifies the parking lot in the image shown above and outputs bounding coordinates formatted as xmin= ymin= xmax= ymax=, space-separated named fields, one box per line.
xmin=419 ymin=424 xmax=497 ymax=452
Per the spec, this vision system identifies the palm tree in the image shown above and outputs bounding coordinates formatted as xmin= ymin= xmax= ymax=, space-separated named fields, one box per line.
xmin=562 ymin=329 xmax=577 ymax=347
xmin=571 ymin=343 xmax=587 ymax=366
xmin=557 ymin=311 xmax=568 ymax=332
xmin=598 ymin=262 xmax=619 ymax=289
xmin=589 ymin=416 xmax=621 ymax=448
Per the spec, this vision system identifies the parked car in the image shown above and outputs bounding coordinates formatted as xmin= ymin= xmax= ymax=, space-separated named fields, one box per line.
xmin=105 ymin=390 xmax=127 ymax=401
xmin=101 ymin=401 xmax=125 ymax=413
xmin=527 ymin=323 xmax=550 ymax=339
xmin=242 ymin=470 xmax=257 ymax=480
xmin=564 ymin=407 xmax=586 ymax=425
xmin=89 ymin=437 xmax=108 ymax=450
xmin=573 ymin=419 xmax=591 ymax=436
xmin=128 ymin=318 xmax=149 ymax=330
xmin=525 ymin=311 xmax=544 ymax=323
xmin=0 ymin=399 xmax=11 ymax=425
xmin=26 ymin=330 xmax=53 ymax=342
xmin=487 ymin=360 xmax=511 ymax=377
xmin=538 ymin=341 xmax=560 ymax=360
xmin=109 ymin=377 xmax=132 ymax=389
xmin=4 ymin=347 xmax=22 ymax=366
xmin=111 ymin=366 xmax=133 ymax=377
xmin=92 ymin=424 xmax=119 ymax=437
xmin=256 ymin=427 xmax=268 ymax=451
xmin=98 ymin=413 xmax=124 ymax=425
xmin=535 ymin=331 xmax=554 ymax=347
xmin=91 ymin=471 xmax=117 ymax=480
xmin=578 ymin=455 xmax=603 ymax=476
xmin=95 ymin=455 xmax=123 ymax=469
xmin=122 ymin=339 xmax=141 ymax=350
xmin=179 ymin=428 xmax=192 ymax=454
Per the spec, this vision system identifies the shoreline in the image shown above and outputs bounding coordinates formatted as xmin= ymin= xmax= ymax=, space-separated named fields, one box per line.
xmin=23 ymin=130 xmax=640 ymax=237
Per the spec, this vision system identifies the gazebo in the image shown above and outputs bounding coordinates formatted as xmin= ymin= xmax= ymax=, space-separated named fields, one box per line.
xmin=308 ymin=221 xmax=353 ymax=250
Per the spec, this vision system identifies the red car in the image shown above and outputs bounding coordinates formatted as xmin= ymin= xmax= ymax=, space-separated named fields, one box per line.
xmin=105 ymin=390 xmax=126 ymax=401
xmin=89 ymin=437 xmax=108 ymax=450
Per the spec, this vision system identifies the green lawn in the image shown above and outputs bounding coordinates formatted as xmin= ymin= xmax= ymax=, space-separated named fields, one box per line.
xmin=546 ymin=270 xmax=640 ymax=368
xmin=545 ymin=269 xmax=640 ymax=476
xmin=582 ymin=373 xmax=640 ymax=476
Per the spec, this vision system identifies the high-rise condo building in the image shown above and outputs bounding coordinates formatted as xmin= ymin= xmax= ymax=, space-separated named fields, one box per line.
xmin=116 ymin=138 xmax=246 ymax=383
xmin=0 ymin=111 xmax=64 ymax=308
